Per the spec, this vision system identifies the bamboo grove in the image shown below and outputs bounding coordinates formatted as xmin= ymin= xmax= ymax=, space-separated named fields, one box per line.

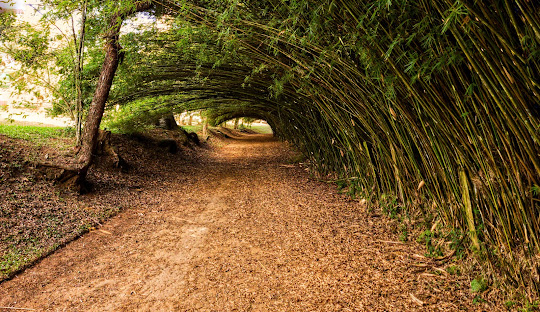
xmin=101 ymin=0 xmax=540 ymax=294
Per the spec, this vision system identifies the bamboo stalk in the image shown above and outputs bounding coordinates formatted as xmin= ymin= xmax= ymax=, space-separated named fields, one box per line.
xmin=460 ymin=169 xmax=480 ymax=250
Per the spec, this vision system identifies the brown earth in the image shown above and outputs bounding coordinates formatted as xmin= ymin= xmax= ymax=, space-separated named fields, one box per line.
xmin=0 ymin=133 xmax=500 ymax=311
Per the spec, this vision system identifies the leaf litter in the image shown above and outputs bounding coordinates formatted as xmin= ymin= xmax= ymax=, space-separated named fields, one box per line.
xmin=0 ymin=131 xmax=503 ymax=311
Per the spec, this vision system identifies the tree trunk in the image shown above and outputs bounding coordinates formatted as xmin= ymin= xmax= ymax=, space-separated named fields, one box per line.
xmin=76 ymin=28 xmax=123 ymax=176
xmin=74 ymin=0 xmax=87 ymax=145
xmin=202 ymin=117 xmax=209 ymax=141
xmin=156 ymin=112 xmax=179 ymax=130
xmin=54 ymin=1 xmax=152 ymax=192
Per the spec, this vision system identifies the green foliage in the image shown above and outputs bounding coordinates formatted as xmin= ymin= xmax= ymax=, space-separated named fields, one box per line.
xmin=0 ymin=9 xmax=15 ymax=37
xmin=0 ymin=245 xmax=41 ymax=279
xmin=5 ymin=0 xmax=539 ymax=298
xmin=506 ymin=301 xmax=517 ymax=309
xmin=0 ymin=21 xmax=50 ymax=67
xmin=381 ymin=194 xmax=400 ymax=219
xmin=181 ymin=125 xmax=203 ymax=133
xmin=398 ymin=223 xmax=408 ymax=242
xmin=447 ymin=229 xmax=466 ymax=259
xmin=248 ymin=124 xmax=273 ymax=134
xmin=522 ymin=300 xmax=539 ymax=312
xmin=417 ymin=229 xmax=443 ymax=258
xmin=470 ymin=277 xmax=488 ymax=293
xmin=446 ymin=265 xmax=460 ymax=275
xmin=103 ymin=96 xmax=183 ymax=133
xmin=531 ymin=185 xmax=540 ymax=196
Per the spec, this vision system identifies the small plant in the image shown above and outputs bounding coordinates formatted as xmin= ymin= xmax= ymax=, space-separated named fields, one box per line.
xmin=446 ymin=265 xmax=461 ymax=275
xmin=336 ymin=179 xmax=348 ymax=192
xmin=447 ymin=229 xmax=466 ymax=259
xmin=470 ymin=277 xmax=488 ymax=293
xmin=381 ymin=194 xmax=400 ymax=219
xmin=417 ymin=229 xmax=432 ymax=243
xmin=60 ymin=126 xmax=76 ymax=138
xmin=531 ymin=185 xmax=540 ymax=196
xmin=473 ymin=295 xmax=487 ymax=304
xmin=417 ymin=229 xmax=443 ymax=257
xmin=399 ymin=223 xmax=408 ymax=242
xmin=347 ymin=179 xmax=361 ymax=199
xmin=522 ymin=300 xmax=539 ymax=312
xmin=505 ymin=301 xmax=516 ymax=309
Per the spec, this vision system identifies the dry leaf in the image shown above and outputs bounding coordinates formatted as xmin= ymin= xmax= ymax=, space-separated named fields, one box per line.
xmin=410 ymin=293 xmax=424 ymax=306
xmin=389 ymin=107 xmax=397 ymax=119
xmin=417 ymin=180 xmax=425 ymax=191
xmin=421 ymin=273 xmax=440 ymax=278
xmin=430 ymin=219 xmax=440 ymax=232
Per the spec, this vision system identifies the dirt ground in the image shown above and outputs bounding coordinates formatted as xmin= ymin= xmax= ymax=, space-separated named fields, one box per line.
xmin=0 ymin=133 xmax=499 ymax=311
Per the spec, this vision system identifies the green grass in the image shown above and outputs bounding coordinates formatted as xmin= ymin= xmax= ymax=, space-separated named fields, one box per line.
xmin=471 ymin=277 xmax=488 ymax=293
xmin=181 ymin=124 xmax=273 ymax=134
xmin=181 ymin=125 xmax=203 ymax=133
xmin=0 ymin=124 xmax=74 ymax=144
xmin=0 ymin=245 xmax=41 ymax=280
xmin=245 ymin=124 xmax=273 ymax=134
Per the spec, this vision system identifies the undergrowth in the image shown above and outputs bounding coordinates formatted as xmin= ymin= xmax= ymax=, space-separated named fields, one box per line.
xmin=335 ymin=177 xmax=538 ymax=309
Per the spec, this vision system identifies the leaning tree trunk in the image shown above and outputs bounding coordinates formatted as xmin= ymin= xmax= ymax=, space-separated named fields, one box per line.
xmin=55 ymin=1 xmax=152 ymax=192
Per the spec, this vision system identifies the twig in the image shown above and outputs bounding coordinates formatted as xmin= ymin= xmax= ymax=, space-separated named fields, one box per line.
xmin=0 ymin=307 xmax=37 ymax=311
xmin=373 ymin=240 xmax=405 ymax=245
xmin=433 ymin=249 xmax=456 ymax=262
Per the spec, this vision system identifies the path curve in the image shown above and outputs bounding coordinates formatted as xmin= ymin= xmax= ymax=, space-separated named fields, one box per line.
xmin=0 ymin=134 xmax=491 ymax=311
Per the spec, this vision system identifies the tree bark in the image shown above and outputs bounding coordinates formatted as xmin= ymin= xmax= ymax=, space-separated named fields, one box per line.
xmin=74 ymin=0 xmax=87 ymax=145
xmin=202 ymin=117 xmax=209 ymax=141
xmin=53 ymin=1 xmax=152 ymax=191
xmin=156 ymin=112 xmax=179 ymax=130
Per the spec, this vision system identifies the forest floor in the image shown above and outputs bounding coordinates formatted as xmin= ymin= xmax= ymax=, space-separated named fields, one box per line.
xmin=0 ymin=130 xmax=504 ymax=311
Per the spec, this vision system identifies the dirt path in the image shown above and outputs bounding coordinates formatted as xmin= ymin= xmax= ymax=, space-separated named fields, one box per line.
xmin=0 ymin=134 xmax=491 ymax=311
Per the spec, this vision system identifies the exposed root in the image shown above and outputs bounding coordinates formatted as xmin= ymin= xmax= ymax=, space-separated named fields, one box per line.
xmin=37 ymin=130 xmax=129 ymax=193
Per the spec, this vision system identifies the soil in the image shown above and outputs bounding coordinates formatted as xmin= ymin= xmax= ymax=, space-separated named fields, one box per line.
xmin=0 ymin=133 xmax=501 ymax=311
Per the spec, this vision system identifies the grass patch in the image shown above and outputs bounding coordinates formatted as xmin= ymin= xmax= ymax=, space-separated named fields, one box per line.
xmin=0 ymin=245 xmax=41 ymax=279
xmin=0 ymin=124 xmax=73 ymax=143
xmin=471 ymin=277 xmax=488 ymax=293
xmin=181 ymin=125 xmax=203 ymax=133
xmin=180 ymin=124 xmax=272 ymax=134
xmin=247 ymin=124 xmax=273 ymax=134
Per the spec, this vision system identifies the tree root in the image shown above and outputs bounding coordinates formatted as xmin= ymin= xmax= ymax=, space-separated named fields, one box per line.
xmin=38 ymin=130 xmax=129 ymax=193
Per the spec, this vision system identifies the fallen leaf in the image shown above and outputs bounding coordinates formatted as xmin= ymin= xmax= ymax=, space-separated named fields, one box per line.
xmin=417 ymin=180 xmax=425 ymax=191
xmin=410 ymin=293 xmax=424 ymax=306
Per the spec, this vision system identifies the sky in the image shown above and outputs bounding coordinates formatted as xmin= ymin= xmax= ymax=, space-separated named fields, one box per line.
xmin=0 ymin=0 xmax=27 ymax=12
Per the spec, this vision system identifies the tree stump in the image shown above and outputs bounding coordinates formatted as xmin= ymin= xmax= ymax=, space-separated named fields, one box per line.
xmin=95 ymin=129 xmax=130 ymax=171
